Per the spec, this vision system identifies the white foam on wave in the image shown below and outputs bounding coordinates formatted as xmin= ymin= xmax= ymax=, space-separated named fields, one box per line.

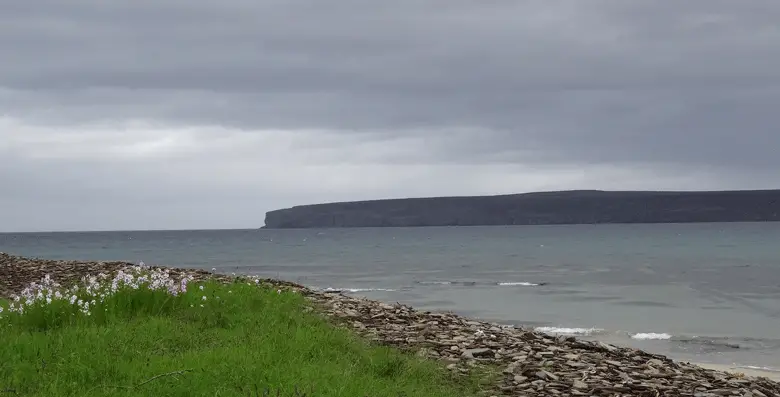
xmin=321 ymin=287 xmax=397 ymax=293
xmin=536 ymin=327 xmax=605 ymax=336
xmin=498 ymin=282 xmax=539 ymax=286
xmin=417 ymin=281 xmax=452 ymax=285
xmin=631 ymin=332 xmax=673 ymax=340
xmin=736 ymin=365 xmax=780 ymax=373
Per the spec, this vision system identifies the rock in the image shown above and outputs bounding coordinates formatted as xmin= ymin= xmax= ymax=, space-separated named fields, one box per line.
xmin=503 ymin=363 xmax=519 ymax=374
xmin=535 ymin=370 xmax=559 ymax=381
xmin=648 ymin=358 xmax=664 ymax=366
xmin=572 ymin=380 xmax=588 ymax=390
xmin=513 ymin=375 xmax=528 ymax=383
xmin=598 ymin=341 xmax=618 ymax=352
xmin=461 ymin=348 xmax=494 ymax=359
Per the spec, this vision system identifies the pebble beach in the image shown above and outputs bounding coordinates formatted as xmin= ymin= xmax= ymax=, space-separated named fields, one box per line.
xmin=2 ymin=252 xmax=779 ymax=397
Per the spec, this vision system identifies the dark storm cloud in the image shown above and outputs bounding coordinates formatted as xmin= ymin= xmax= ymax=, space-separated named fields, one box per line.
xmin=2 ymin=0 xmax=780 ymax=231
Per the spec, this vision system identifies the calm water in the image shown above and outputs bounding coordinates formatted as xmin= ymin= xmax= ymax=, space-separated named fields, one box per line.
xmin=2 ymin=223 xmax=780 ymax=370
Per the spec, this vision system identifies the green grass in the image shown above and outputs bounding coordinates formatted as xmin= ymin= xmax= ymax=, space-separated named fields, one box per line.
xmin=0 ymin=280 xmax=489 ymax=397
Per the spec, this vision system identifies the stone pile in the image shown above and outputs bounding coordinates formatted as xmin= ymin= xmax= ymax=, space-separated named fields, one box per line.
xmin=306 ymin=290 xmax=780 ymax=397
xmin=2 ymin=253 xmax=779 ymax=396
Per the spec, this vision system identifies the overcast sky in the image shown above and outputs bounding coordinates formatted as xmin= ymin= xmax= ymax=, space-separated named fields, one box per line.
xmin=2 ymin=1 xmax=780 ymax=232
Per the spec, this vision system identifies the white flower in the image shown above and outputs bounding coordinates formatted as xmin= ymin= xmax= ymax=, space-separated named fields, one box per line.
xmin=202 ymin=296 xmax=207 ymax=301
xmin=199 ymin=286 xmax=204 ymax=291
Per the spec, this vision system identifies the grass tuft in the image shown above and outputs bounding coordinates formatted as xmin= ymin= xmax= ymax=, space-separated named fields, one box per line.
xmin=0 ymin=268 xmax=486 ymax=396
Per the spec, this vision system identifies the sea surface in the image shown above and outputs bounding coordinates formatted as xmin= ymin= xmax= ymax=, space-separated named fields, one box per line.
xmin=2 ymin=223 xmax=780 ymax=371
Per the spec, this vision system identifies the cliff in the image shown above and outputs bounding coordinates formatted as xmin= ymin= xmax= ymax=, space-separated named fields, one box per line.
xmin=262 ymin=189 xmax=780 ymax=228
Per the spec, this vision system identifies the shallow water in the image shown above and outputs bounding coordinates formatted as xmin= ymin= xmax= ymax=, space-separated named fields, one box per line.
xmin=2 ymin=222 xmax=780 ymax=368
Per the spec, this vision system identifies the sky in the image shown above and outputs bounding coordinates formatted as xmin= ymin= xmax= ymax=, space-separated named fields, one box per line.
xmin=2 ymin=1 xmax=780 ymax=232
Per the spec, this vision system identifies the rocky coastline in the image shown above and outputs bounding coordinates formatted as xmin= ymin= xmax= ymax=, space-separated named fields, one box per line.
xmin=2 ymin=252 xmax=780 ymax=397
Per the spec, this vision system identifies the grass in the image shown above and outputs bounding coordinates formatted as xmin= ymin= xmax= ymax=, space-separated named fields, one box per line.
xmin=0 ymin=272 xmax=489 ymax=397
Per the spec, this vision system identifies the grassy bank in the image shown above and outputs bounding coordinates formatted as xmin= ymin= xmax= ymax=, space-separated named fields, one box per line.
xmin=0 ymin=268 xmax=486 ymax=396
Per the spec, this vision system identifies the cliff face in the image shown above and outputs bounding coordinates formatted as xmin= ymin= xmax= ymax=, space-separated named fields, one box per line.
xmin=263 ymin=189 xmax=780 ymax=228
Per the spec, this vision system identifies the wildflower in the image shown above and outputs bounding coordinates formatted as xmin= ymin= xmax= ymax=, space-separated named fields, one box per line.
xmin=3 ymin=261 xmax=211 ymax=323
xmin=199 ymin=285 xmax=204 ymax=291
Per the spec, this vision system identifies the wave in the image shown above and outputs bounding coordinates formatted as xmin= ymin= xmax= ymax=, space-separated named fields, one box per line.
xmin=735 ymin=365 xmax=780 ymax=373
xmin=536 ymin=327 xmax=769 ymax=352
xmin=632 ymin=332 xmax=673 ymax=340
xmin=535 ymin=327 xmax=606 ymax=336
xmin=675 ymin=336 xmax=742 ymax=350
xmin=630 ymin=333 xmax=743 ymax=349
xmin=319 ymin=287 xmax=397 ymax=293
xmin=414 ymin=280 xmax=544 ymax=287
xmin=319 ymin=280 xmax=544 ymax=293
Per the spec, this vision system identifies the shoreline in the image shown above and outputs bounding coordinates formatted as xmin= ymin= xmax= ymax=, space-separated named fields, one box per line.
xmin=696 ymin=363 xmax=780 ymax=382
xmin=3 ymin=252 xmax=780 ymax=396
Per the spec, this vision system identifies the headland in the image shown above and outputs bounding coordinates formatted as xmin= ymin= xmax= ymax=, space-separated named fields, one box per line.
xmin=263 ymin=189 xmax=780 ymax=228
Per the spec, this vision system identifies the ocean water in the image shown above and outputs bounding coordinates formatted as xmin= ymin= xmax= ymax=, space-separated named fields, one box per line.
xmin=2 ymin=223 xmax=780 ymax=371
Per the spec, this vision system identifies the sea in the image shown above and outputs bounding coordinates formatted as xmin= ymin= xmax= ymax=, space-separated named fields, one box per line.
xmin=2 ymin=222 xmax=780 ymax=372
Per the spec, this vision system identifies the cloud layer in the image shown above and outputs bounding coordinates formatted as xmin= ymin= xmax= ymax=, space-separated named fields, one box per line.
xmin=2 ymin=0 xmax=780 ymax=231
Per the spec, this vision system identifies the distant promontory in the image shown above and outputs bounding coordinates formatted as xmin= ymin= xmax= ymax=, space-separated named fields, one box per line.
xmin=262 ymin=189 xmax=780 ymax=228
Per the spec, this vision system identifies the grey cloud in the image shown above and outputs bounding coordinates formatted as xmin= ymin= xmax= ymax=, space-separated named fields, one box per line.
xmin=2 ymin=1 xmax=780 ymax=231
